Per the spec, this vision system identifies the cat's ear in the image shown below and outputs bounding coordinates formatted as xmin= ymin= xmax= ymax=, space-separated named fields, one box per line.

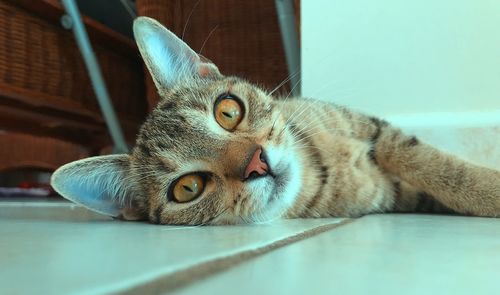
xmin=133 ymin=16 xmax=221 ymax=89
xmin=51 ymin=155 xmax=144 ymax=220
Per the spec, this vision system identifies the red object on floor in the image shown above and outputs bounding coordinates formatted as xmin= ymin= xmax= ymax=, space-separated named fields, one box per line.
xmin=17 ymin=181 xmax=55 ymax=194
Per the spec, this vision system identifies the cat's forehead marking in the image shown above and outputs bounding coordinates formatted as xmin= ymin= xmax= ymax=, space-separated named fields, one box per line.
xmin=135 ymin=77 xmax=275 ymax=171
xmin=157 ymin=157 xmax=177 ymax=173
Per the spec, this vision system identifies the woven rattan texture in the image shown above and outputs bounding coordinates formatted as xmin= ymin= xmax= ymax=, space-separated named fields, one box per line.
xmin=0 ymin=1 xmax=147 ymax=121
xmin=136 ymin=0 xmax=290 ymax=108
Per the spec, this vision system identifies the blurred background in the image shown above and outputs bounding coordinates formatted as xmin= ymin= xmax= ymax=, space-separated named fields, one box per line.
xmin=302 ymin=0 xmax=500 ymax=118
xmin=0 ymin=0 xmax=297 ymax=199
xmin=301 ymin=0 xmax=500 ymax=169
xmin=0 ymin=0 xmax=499 ymax=200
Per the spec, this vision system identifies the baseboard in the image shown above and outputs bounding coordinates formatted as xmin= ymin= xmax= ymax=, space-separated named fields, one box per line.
xmin=387 ymin=111 xmax=500 ymax=170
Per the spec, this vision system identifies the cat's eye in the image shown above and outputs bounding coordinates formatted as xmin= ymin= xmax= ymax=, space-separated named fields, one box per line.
xmin=172 ymin=174 xmax=206 ymax=203
xmin=214 ymin=95 xmax=244 ymax=131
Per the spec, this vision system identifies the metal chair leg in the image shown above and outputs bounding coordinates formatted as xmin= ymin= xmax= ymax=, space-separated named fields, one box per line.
xmin=61 ymin=0 xmax=129 ymax=153
xmin=275 ymin=0 xmax=301 ymax=96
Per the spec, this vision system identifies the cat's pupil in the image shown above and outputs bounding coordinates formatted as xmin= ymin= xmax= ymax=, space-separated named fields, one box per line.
xmin=183 ymin=185 xmax=193 ymax=192
xmin=222 ymin=111 xmax=232 ymax=118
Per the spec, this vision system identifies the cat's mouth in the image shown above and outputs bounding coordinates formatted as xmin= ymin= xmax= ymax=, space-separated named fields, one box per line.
xmin=240 ymin=145 xmax=301 ymax=223
xmin=256 ymin=157 xmax=291 ymax=203
xmin=267 ymin=163 xmax=292 ymax=203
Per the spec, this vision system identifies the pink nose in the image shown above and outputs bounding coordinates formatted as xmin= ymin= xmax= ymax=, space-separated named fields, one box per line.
xmin=244 ymin=147 xmax=268 ymax=179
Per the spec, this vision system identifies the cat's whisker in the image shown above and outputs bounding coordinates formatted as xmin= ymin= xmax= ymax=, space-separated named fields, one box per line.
xmin=239 ymin=214 xmax=251 ymax=224
xmin=181 ymin=0 xmax=203 ymax=41
xmin=277 ymin=94 xmax=318 ymax=138
xmin=284 ymin=93 xmax=320 ymax=118
xmin=268 ymin=75 xmax=303 ymax=137
xmin=288 ymin=124 xmax=351 ymax=138
xmin=252 ymin=209 xmax=279 ymax=224
xmin=282 ymin=98 xmax=329 ymax=130
xmin=305 ymin=79 xmax=359 ymax=103
xmin=290 ymin=121 xmax=353 ymax=138
xmin=292 ymin=129 xmax=352 ymax=147
xmin=268 ymin=70 xmax=300 ymax=96
xmin=276 ymin=88 xmax=377 ymax=139
xmin=281 ymin=106 xmax=377 ymax=140
xmin=285 ymin=116 xmax=330 ymax=138
xmin=251 ymin=200 xmax=269 ymax=224
xmin=199 ymin=24 xmax=219 ymax=55
xmin=275 ymin=85 xmax=313 ymax=137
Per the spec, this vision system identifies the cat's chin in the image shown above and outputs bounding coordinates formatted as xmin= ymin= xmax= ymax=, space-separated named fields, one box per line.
xmin=267 ymin=147 xmax=302 ymax=201
xmin=213 ymin=147 xmax=302 ymax=225
xmin=240 ymin=149 xmax=303 ymax=224
xmin=268 ymin=165 xmax=292 ymax=203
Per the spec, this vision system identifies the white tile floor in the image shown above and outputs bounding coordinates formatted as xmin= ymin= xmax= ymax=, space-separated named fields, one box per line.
xmin=2 ymin=202 xmax=500 ymax=295
xmin=0 ymin=201 xmax=343 ymax=294
xmin=174 ymin=214 xmax=500 ymax=295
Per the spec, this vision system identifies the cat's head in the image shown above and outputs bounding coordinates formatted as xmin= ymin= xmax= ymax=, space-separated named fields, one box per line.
xmin=51 ymin=17 xmax=302 ymax=225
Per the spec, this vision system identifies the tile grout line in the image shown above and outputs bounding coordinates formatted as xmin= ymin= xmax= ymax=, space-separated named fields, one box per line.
xmin=111 ymin=218 xmax=358 ymax=295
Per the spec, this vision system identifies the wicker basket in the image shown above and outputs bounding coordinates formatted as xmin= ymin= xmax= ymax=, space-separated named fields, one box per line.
xmin=0 ymin=0 xmax=147 ymax=148
xmin=135 ymin=0 xmax=293 ymax=107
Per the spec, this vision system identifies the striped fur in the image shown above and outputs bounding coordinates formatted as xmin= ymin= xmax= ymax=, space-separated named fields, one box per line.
xmin=123 ymin=84 xmax=500 ymax=225
xmin=51 ymin=17 xmax=500 ymax=225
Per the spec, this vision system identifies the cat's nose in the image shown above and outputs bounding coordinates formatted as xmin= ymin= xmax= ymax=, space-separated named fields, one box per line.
xmin=244 ymin=147 xmax=269 ymax=180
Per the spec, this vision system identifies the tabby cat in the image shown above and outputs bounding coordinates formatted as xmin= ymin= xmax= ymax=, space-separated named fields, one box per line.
xmin=51 ymin=17 xmax=500 ymax=225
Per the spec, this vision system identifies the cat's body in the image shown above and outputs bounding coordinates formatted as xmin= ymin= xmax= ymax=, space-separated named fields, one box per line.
xmin=51 ymin=17 xmax=500 ymax=225
xmin=278 ymin=99 xmax=486 ymax=218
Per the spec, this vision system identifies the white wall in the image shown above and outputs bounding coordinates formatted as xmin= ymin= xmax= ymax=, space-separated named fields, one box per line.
xmin=302 ymin=0 xmax=500 ymax=119
xmin=301 ymin=0 xmax=500 ymax=168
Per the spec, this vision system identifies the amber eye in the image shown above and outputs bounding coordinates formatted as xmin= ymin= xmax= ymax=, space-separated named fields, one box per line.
xmin=214 ymin=95 xmax=244 ymax=130
xmin=172 ymin=174 xmax=206 ymax=203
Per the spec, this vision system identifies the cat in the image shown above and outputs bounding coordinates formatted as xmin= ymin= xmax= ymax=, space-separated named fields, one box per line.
xmin=51 ymin=17 xmax=500 ymax=225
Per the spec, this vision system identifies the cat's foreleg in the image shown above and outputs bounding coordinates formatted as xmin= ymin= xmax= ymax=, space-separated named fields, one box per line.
xmin=333 ymin=106 xmax=500 ymax=216
xmin=371 ymin=122 xmax=500 ymax=217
